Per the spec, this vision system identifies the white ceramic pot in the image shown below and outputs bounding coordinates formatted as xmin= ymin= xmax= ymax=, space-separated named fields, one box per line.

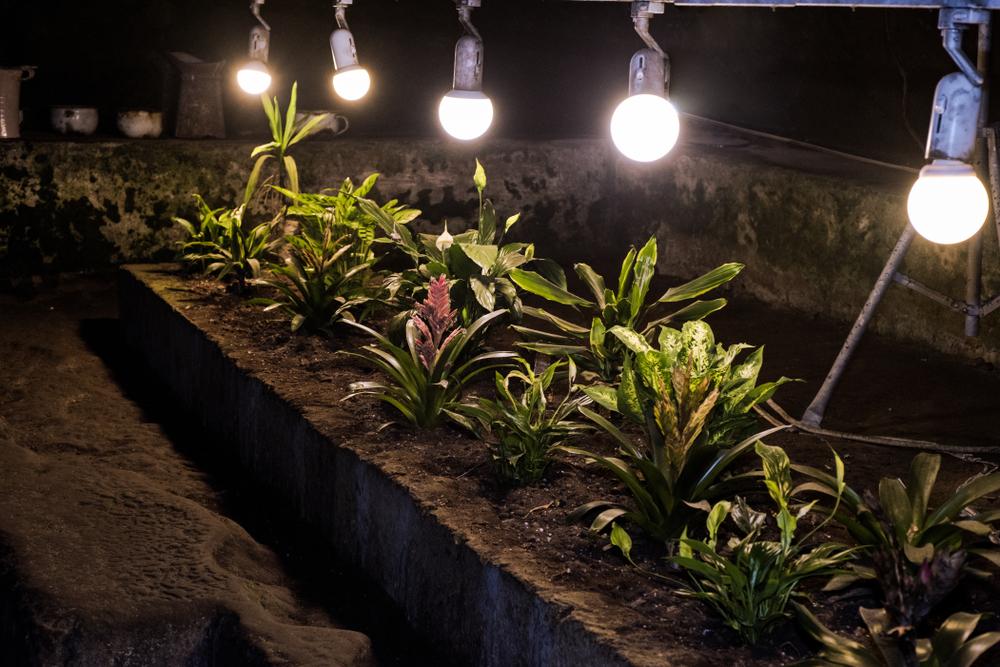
xmin=117 ymin=110 xmax=163 ymax=138
xmin=294 ymin=110 xmax=349 ymax=139
xmin=51 ymin=107 xmax=98 ymax=135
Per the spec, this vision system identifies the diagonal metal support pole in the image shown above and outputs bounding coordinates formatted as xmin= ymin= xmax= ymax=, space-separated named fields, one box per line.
xmin=801 ymin=14 xmax=993 ymax=429
xmin=800 ymin=225 xmax=917 ymax=427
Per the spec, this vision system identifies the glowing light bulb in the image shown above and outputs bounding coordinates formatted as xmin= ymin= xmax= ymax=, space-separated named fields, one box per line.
xmin=439 ymin=90 xmax=493 ymax=141
xmin=333 ymin=68 xmax=370 ymax=101
xmin=238 ymin=61 xmax=271 ymax=94
xmin=611 ymin=94 xmax=679 ymax=162
xmin=907 ymin=160 xmax=989 ymax=245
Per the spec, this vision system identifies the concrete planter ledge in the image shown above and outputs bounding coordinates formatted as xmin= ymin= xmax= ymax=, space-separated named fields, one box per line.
xmin=119 ymin=264 xmax=688 ymax=667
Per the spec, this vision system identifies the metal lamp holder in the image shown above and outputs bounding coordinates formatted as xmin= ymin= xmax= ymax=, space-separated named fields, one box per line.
xmin=799 ymin=8 xmax=999 ymax=441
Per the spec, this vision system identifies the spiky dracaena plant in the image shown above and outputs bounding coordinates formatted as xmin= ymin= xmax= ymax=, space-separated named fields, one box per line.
xmin=342 ymin=275 xmax=517 ymax=429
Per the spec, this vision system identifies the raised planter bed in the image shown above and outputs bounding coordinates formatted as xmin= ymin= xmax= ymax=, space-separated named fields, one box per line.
xmin=119 ymin=263 xmax=1000 ymax=667
xmin=120 ymin=264 xmax=668 ymax=667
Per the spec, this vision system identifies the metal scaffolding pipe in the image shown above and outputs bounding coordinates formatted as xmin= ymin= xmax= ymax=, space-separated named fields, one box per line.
xmin=800 ymin=225 xmax=918 ymax=428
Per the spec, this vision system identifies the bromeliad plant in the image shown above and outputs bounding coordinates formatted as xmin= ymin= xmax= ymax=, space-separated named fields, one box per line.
xmin=175 ymin=194 xmax=282 ymax=292
xmin=564 ymin=324 xmax=791 ymax=544
xmin=793 ymin=452 xmax=1000 ymax=582
xmin=510 ymin=235 xmax=743 ymax=383
xmin=668 ymin=442 xmax=857 ymax=644
xmin=360 ymin=160 xmax=558 ymax=342
xmin=794 ymin=603 xmax=1000 ymax=667
xmin=341 ymin=275 xmax=517 ymax=429
xmin=457 ymin=357 xmax=593 ymax=486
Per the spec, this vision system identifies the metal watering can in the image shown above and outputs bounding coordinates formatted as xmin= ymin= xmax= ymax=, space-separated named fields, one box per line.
xmin=0 ymin=66 xmax=37 ymax=139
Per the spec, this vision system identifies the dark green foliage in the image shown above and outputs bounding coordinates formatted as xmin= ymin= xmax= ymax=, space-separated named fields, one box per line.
xmin=668 ymin=443 xmax=856 ymax=644
xmin=565 ymin=320 xmax=792 ymax=543
xmin=793 ymin=603 xmax=1000 ymax=667
xmin=510 ymin=235 xmax=743 ymax=383
xmin=457 ymin=358 xmax=593 ymax=486
xmin=174 ymin=195 xmax=281 ymax=292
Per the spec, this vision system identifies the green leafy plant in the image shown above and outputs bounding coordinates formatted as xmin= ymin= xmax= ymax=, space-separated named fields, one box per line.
xmin=341 ymin=275 xmax=517 ymax=429
xmin=587 ymin=320 xmax=795 ymax=447
xmin=793 ymin=603 xmax=1000 ymax=667
xmin=667 ymin=442 xmax=856 ymax=644
xmin=510 ymin=235 xmax=743 ymax=382
xmin=249 ymin=82 xmax=327 ymax=199
xmin=864 ymin=489 xmax=971 ymax=665
xmin=174 ymin=194 xmax=282 ymax=292
xmin=275 ymin=173 xmax=420 ymax=281
xmin=361 ymin=159 xmax=557 ymax=341
xmin=793 ymin=452 xmax=1000 ymax=582
xmin=248 ymin=228 xmax=379 ymax=333
xmin=456 ymin=357 xmax=593 ymax=486
xmin=564 ymin=319 xmax=792 ymax=543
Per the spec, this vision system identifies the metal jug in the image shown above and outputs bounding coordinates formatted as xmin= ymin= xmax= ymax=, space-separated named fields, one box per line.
xmin=0 ymin=66 xmax=36 ymax=139
xmin=167 ymin=52 xmax=226 ymax=139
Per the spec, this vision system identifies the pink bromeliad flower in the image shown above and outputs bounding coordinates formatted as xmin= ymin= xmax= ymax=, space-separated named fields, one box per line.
xmin=412 ymin=275 xmax=463 ymax=369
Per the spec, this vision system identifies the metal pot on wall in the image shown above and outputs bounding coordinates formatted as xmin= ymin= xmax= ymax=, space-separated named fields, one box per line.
xmin=0 ymin=66 xmax=36 ymax=139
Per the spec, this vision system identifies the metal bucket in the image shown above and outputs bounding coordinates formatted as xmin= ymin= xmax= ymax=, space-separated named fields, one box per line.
xmin=0 ymin=67 xmax=36 ymax=139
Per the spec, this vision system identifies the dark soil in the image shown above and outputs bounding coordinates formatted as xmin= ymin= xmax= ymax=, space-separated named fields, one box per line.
xmin=173 ymin=266 xmax=1000 ymax=666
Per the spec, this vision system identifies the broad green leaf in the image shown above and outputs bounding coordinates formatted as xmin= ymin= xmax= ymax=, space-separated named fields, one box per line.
xmin=509 ymin=269 xmax=591 ymax=307
xmin=589 ymin=318 xmax=607 ymax=357
xmin=616 ymin=248 xmax=637 ymax=299
xmin=610 ymin=523 xmax=633 ymax=559
xmin=470 ymin=275 xmax=496 ymax=312
xmin=644 ymin=299 xmax=729 ymax=332
xmin=608 ymin=325 xmax=654 ymax=355
xmin=630 ymin=237 xmax=657 ymax=323
xmin=479 ymin=200 xmax=497 ymax=245
xmin=575 ymin=264 xmax=608 ymax=309
xmin=282 ymin=82 xmax=299 ymax=151
xmin=907 ymin=453 xmax=940 ymax=532
xmin=284 ymin=155 xmax=300 ymax=195
xmin=531 ymin=258 xmax=568 ymax=290
xmin=946 ymin=631 xmax=1000 ymax=667
xmin=756 ymin=440 xmax=793 ymax=508
xmin=460 ymin=243 xmax=500 ymax=270
xmin=878 ymin=478 xmax=913 ymax=543
xmin=581 ymin=385 xmax=617 ymax=412
xmin=616 ymin=355 xmax=644 ymax=425
xmin=924 ymin=473 xmax=1000 ymax=530
xmin=656 ymin=263 xmax=744 ymax=303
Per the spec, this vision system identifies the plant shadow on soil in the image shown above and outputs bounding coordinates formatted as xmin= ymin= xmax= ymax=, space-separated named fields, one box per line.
xmin=147 ymin=268 xmax=1000 ymax=666
xmin=78 ymin=316 xmax=453 ymax=667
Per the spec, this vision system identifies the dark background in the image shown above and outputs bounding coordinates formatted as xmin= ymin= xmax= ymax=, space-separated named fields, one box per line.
xmin=0 ymin=0 xmax=989 ymax=166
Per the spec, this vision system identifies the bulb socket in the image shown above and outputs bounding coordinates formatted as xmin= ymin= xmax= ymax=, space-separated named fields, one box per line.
xmin=453 ymin=35 xmax=484 ymax=92
xmin=629 ymin=48 xmax=665 ymax=98
xmin=925 ymin=72 xmax=982 ymax=163
xmin=330 ymin=28 xmax=360 ymax=70
xmin=248 ymin=24 xmax=269 ymax=62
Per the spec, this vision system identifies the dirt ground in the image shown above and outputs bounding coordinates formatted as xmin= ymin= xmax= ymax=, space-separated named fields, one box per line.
xmin=3 ymin=267 xmax=1000 ymax=666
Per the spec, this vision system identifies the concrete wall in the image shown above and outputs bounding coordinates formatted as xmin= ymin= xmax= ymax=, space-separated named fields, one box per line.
xmin=3 ymin=130 xmax=999 ymax=364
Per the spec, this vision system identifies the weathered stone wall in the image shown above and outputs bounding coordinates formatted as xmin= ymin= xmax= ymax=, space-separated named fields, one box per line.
xmin=2 ymin=130 xmax=999 ymax=363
